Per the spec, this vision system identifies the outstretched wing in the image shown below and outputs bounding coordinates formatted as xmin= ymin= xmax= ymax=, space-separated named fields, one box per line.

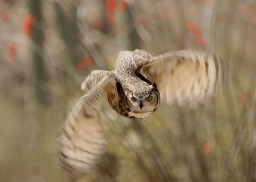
xmin=59 ymin=100 xmax=106 ymax=177
xmin=140 ymin=50 xmax=228 ymax=107
xmin=81 ymin=70 xmax=117 ymax=107
xmin=59 ymin=70 xmax=117 ymax=177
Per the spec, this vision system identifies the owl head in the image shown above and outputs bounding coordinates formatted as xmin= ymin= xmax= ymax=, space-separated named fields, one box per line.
xmin=125 ymin=82 xmax=160 ymax=119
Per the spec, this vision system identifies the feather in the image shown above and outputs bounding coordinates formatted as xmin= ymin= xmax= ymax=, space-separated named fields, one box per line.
xmin=140 ymin=50 xmax=227 ymax=107
xmin=81 ymin=70 xmax=117 ymax=108
xmin=59 ymin=70 xmax=117 ymax=176
xmin=58 ymin=100 xmax=106 ymax=177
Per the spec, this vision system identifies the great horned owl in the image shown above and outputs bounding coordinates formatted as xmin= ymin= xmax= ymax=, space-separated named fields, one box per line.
xmin=59 ymin=49 xmax=227 ymax=176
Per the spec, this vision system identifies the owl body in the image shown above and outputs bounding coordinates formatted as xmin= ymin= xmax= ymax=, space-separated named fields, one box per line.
xmin=80 ymin=49 xmax=227 ymax=119
xmin=59 ymin=49 xmax=228 ymax=176
xmin=106 ymin=50 xmax=160 ymax=118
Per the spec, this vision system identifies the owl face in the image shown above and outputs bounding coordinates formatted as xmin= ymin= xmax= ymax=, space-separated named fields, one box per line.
xmin=125 ymin=89 xmax=160 ymax=119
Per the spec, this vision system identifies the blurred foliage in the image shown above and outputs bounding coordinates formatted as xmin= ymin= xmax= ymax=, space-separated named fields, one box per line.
xmin=0 ymin=0 xmax=256 ymax=182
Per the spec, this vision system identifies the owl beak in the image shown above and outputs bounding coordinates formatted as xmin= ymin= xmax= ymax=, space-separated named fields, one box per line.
xmin=139 ymin=101 xmax=143 ymax=110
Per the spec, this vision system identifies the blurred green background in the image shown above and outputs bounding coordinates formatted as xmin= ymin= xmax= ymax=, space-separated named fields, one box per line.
xmin=0 ymin=0 xmax=256 ymax=181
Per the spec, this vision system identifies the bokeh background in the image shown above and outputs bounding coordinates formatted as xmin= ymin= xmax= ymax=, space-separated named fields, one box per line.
xmin=1 ymin=0 xmax=256 ymax=181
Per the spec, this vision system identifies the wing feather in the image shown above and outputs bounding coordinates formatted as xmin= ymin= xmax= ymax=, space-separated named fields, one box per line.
xmin=59 ymin=70 xmax=117 ymax=177
xmin=59 ymin=100 xmax=106 ymax=177
xmin=140 ymin=50 xmax=227 ymax=107
xmin=81 ymin=70 xmax=116 ymax=107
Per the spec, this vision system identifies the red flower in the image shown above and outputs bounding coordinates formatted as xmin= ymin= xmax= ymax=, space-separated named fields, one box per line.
xmin=195 ymin=35 xmax=207 ymax=47
xmin=239 ymin=92 xmax=250 ymax=104
xmin=121 ymin=1 xmax=132 ymax=11
xmin=206 ymin=0 xmax=215 ymax=4
xmin=77 ymin=55 xmax=95 ymax=72
xmin=188 ymin=22 xmax=202 ymax=35
xmin=0 ymin=4 xmax=10 ymax=22
xmin=203 ymin=143 xmax=213 ymax=156
xmin=23 ymin=15 xmax=35 ymax=38
xmin=7 ymin=41 xmax=18 ymax=63
xmin=188 ymin=22 xmax=207 ymax=47
xmin=137 ymin=16 xmax=151 ymax=27
xmin=106 ymin=0 xmax=117 ymax=22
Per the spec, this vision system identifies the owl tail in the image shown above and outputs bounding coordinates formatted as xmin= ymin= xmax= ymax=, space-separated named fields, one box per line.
xmin=58 ymin=100 xmax=106 ymax=177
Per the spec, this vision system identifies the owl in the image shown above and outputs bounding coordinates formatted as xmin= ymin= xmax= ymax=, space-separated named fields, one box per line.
xmin=59 ymin=49 xmax=228 ymax=177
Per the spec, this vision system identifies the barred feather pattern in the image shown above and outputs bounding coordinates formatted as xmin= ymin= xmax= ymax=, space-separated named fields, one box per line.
xmin=81 ymin=70 xmax=116 ymax=107
xmin=141 ymin=51 xmax=228 ymax=107
xmin=58 ymin=100 xmax=106 ymax=177
xmin=81 ymin=70 xmax=113 ymax=93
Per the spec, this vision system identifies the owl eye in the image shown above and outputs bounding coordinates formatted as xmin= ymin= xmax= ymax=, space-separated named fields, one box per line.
xmin=131 ymin=96 xmax=137 ymax=101
xmin=145 ymin=96 xmax=153 ymax=101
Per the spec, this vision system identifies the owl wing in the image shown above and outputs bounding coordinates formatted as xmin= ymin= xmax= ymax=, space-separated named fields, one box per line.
xmin=81 ymin=70 xmax=117 ymax=106
xmin=140 ymin=50 xmax=227 ymax=107
xmin=59 ymin=70 xmax=117 ymax=177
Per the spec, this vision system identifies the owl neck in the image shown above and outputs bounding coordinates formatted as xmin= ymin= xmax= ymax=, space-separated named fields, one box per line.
xmin=135 ymin=72 xmax=152 ymax=85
